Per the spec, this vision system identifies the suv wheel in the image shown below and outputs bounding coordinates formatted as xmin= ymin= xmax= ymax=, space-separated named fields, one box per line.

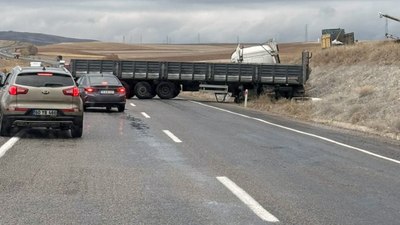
xmin=0 ymin=114 xmax=10 ymax=137
xmin=71 ymin=120 xmax=83 ymax=138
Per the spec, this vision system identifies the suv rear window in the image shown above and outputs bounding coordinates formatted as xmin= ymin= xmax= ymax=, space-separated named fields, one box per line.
xmin=16 ymin=73 xmax=75 ymax=87
xmin=88 ymin=76 xmax=120 ymax=86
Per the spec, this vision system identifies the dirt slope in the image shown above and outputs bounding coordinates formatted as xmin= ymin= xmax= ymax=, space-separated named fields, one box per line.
xmin=308 ymin=41 xmax=400 ymax=140
xmin=250 ymin=41 xmax=400 ymax=140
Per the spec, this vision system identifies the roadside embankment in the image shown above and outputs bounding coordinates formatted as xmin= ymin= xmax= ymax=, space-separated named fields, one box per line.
xmin=249 ymin=41 xmax=400 ymax=140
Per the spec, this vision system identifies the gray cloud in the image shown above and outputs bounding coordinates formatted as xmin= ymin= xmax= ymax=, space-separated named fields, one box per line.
xmin=0 ymin=0 xmax=399 ymax=43
xmin=319 ymin=7 xmax=336 ymax=17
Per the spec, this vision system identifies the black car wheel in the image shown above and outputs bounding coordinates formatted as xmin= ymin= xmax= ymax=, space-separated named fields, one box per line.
xmin=118 ymin=104 xmax=125 ymax=112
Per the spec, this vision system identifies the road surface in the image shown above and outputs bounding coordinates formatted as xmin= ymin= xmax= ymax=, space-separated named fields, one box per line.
xmin=0 ymin=98 xmax=399 ymax=225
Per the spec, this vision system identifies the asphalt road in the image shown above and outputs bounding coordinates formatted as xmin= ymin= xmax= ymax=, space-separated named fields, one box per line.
xmin=0 ymin=98 xmax=400 ymax=225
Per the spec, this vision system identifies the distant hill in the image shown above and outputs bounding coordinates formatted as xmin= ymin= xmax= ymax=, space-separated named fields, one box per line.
xmin=0 ymin=31 xmax=97 ymax=45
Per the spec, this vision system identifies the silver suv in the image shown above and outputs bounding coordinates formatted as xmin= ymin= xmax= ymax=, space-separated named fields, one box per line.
xmin=0 ymin=65 xmax=84 ymax=137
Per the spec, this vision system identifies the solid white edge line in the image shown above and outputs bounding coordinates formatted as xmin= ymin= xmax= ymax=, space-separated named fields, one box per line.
xmin=191 ymin=101 xmax=400 ymax=165
xmin=217 ymin=176 xmax=279 ymax=223
xmin=163 ymin=130 xmax=182 ymax=143
xmin=0 ymin=130 xmax=24 ymax=159
xmin=141 ymin=112 xmax=151 ymax=118
xmin=130 ymin=103 xmax=136 ymax=107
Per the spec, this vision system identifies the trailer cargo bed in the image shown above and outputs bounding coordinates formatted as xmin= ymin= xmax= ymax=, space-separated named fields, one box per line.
xmin=69 ymin=51 xmax=311 ymax=101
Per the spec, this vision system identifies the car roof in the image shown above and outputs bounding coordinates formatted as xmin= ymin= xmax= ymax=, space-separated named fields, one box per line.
xmin=83 ymin=73 xmax=115 ymax=77
xmin=16 ymin=66 xmax=71 ymax=75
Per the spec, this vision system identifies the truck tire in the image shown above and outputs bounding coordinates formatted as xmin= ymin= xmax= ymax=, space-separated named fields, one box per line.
xmin=173 ymin=84 xmax=181 ymax=98
xmin=234 ymin=92 xmax=244 ymax=103
xmin=134 ymin=82 xmax=154 ymax=99
xmin=156 ymin=81 xmax=175 ymax=99
xmin=121 ymin=81 xmax=134 ymax=99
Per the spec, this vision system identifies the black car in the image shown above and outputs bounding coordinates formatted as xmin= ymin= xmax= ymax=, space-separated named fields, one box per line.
xmin=76 ymin=73 xmax=126 ymax=112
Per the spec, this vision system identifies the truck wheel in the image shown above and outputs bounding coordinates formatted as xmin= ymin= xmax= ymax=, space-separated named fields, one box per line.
xmin=127 ymin=92 xmax=135 ymax=99
xmin=173 ymin=89 xmax=181 ymax=98
xmin=134 ymin=82 xmax=153 ymax=99
xmin=156 ymin=81 xmax=175 ymax=99
xmin=234 ymin=92 xmax=244 ymax=103
xmin=173 ymin=84 xmax=181 ymax=98
xmin=121 ymin=81 xmax=134 ymax=99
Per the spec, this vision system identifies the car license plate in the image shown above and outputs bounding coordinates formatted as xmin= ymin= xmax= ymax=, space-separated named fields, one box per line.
xmin=32 ymin=109 xmax=58 ymax=116
xmin=100 ymin=90 xmax=115 ymax=94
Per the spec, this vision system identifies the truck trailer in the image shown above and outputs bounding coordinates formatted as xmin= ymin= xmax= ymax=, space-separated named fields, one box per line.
xmin=69 ymin=51 xmax=311 ymax=102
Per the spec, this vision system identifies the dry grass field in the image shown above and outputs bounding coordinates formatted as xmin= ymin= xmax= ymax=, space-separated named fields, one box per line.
xmin=1 ymin=40 xmax=398 ymax=140
xmin=305 ymin=41 xmax=400 ymax=140
xmin=249 ymin=41 xmax=400 ymax=140
xmin=38 ymin=42 xmax=238 ymax=62
xmin=37 ymin=42 xmax=319 ymax=63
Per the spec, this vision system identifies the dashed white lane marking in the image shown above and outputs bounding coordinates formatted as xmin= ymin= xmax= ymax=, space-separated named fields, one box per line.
xmin=217 ymin=176 xmax=279 ymax=223
xmin=0 ymin=131 xmax=24 ymax=159
xmin=163 ymin=130 xmax=182 ymax=143
xmin=141 ymin=112 xmax=151 ymax=118
xmin=130 ymin=103 xmax=136 ymax=107
xmin=191 ymin=101 xmax=400 ymax=165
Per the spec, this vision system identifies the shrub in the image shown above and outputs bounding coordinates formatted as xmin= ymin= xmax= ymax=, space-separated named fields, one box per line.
xmin=103 ymin=54 xmax=120 ymax=60
xmin=20 ymin=44 xmax=38 ymax=56
xmin=395 ymin=120 xmax=400 ymax=132
xmin=355 ymin=85 xmax=375 ymax=98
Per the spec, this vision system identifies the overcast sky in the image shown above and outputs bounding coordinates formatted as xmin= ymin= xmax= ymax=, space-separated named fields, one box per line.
xmin=1 ymin=0 xmax=400 ymax=44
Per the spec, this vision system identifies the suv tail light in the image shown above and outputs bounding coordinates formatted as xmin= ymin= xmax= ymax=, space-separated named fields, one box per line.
xmin=117 ymin=87 xmax=125 ymax=94
xmin=9 ymin=85 xmax=29 ymax=95
xmin=63 ymin=87 xmax=80 ymax=97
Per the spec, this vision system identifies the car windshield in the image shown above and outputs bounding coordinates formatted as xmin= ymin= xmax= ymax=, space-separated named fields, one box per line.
xmin=16 ymin=72 xmax=74 ymax=87
xmin=88 ymin=76 xmax=120 ymax=86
